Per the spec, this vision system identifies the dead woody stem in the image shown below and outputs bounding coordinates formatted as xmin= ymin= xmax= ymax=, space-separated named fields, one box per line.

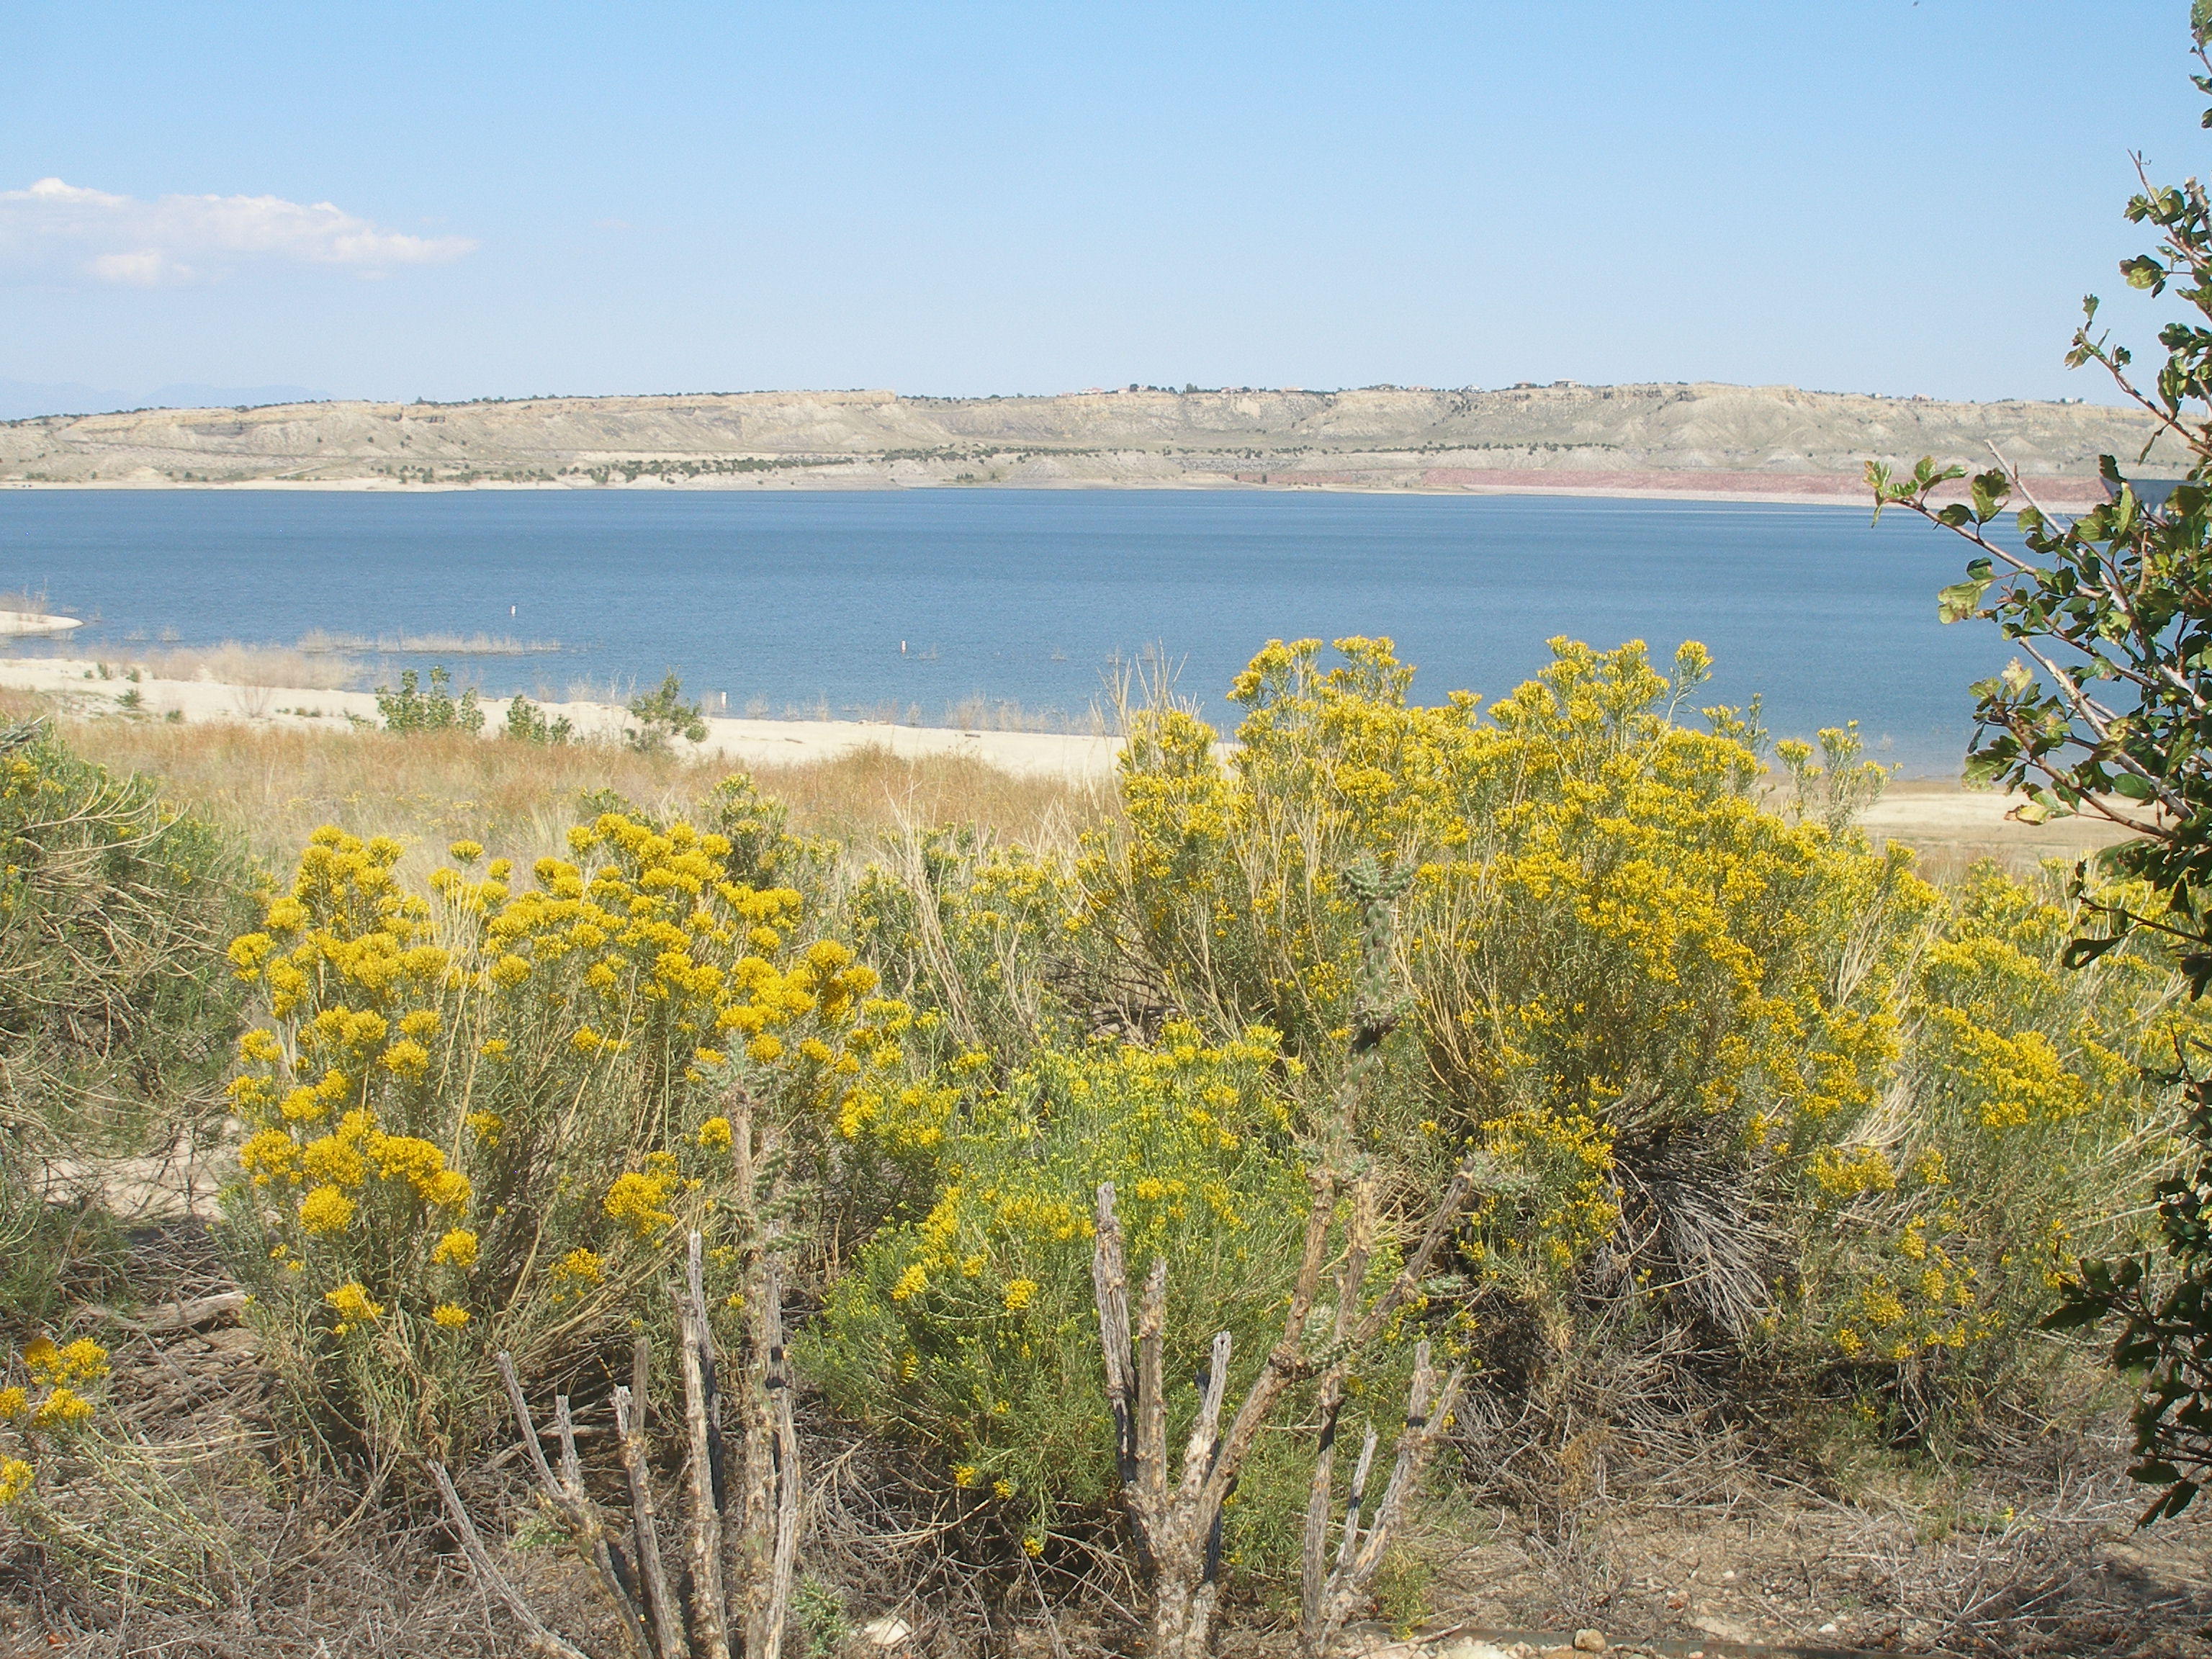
xmin=439 ymin=1089 xmax=804 ymax=1659
xmin=1091 ymin=858 xmax=1483 ymax=1659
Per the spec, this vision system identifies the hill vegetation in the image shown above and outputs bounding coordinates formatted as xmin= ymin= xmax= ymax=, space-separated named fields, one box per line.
xmin=0 ymin=639 xmax=2203 ymax=1656
xmin=0 ymin=381 xmax=2176 ymax=495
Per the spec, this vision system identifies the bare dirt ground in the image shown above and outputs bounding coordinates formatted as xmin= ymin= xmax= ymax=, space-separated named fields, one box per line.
xmin=1858 ymin=781 xmax=2141 ymax=876
xmin=3 ymin=714 xmax=2190 ymax=1659
xmin=1411 ymin=1460 xmax=2212 ymax=1659
xmin=15 ymin=1223 xmax=2207 ymax=1659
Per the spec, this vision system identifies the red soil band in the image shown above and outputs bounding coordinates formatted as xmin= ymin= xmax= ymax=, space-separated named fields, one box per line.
xmin=1416 ymin=467 xmax=2113 ymax=507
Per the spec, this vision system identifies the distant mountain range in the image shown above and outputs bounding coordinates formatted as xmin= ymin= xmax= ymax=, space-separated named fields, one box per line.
xmin=0 ymin=382 xmax=2181 ymax=501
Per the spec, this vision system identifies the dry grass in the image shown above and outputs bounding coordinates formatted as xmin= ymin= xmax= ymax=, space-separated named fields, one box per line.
xmin=941 ymin=693 xmax=1110 ymax=734
xmin=297 ymin=629 xmax=561 ymax=657
xmin=19 ymin=694 xmax=1112 ymax=875
xmin=701 ymin=690 xmax=1109 ymax=733
xmin=1416 ymin=1421 xmax=2212 ymax=1656
xmin=122 ymin=643 xmax=364 ymax=691
xmin=2 ymin=1220 xmax=628 ymax=1659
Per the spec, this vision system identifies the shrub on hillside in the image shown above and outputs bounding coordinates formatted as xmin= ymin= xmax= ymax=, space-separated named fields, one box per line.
xmin=374 ymin=666 xmax=483 ymax=737
xmin=0 ymin=719 xmax=247 ymax=1153
xmin=222 ymin=799 xmax=912 ymax=1461
xmin=1076 ymin=637 xmax=2185 ymax=1452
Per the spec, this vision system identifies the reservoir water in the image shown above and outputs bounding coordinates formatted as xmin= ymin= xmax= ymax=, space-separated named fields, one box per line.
xmin=0 ymin=487 xmax=2018 ymax=777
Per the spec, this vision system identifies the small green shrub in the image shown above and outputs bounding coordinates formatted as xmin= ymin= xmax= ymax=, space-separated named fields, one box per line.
xmin=803 ymin=1023 xmax=1336 ymax=1560
xmin=0 ymin=1184 xmax=125 ymax=1332
xmin=502 ymin=693 xmax=574 ymax=746
xmin=0 ymin=719 xmax=248 ymax=1157
xmin=1370 ymin=1546 xmax=1437 ymax=1638
xmin=791 ymin=1574 xmax=850 ymax=1658
xmin=375 ymin=667 xmax=483 ymax=737
xmin=625 ymin=671 xmax=707 ymax=753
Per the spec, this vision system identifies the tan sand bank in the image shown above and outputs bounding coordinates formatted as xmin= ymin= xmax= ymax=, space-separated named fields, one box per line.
xmin=0 ymin=655 xmax=1120 ymax=780
xmin=4 ymin=655 xmax=2155 ymax=858
xmin=0 ymin=610 xmax=84 ymax=637
xmin=1856 ymin=778 xmax=2140 ymax=862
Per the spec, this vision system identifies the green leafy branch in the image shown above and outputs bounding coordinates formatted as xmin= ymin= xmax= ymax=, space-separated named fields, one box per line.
xmin=1863 ymin=14 xmax=2212 ymax=988
xmin=2046 ymin=1053 xmax=2212 ymax=1523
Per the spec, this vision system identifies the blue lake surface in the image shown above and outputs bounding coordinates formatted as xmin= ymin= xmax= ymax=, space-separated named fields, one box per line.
xmin=0 ymin=487 xmax=2015 ymax=776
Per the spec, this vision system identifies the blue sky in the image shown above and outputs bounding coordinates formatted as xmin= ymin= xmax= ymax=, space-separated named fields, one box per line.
xmin=0 ymin=1 xmax=2203 ymax=408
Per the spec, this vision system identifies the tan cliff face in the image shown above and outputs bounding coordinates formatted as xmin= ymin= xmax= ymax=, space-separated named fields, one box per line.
xmin=0 ymin=382 xmax=2179 ymax=490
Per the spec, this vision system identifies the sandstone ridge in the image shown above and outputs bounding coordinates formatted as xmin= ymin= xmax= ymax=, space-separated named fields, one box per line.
xmin=0 ymin=382 xmax=2180 ymax=498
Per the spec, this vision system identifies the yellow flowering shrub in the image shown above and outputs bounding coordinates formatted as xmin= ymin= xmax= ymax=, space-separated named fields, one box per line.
xmin=804 ymin=1024 xmax=1323 ymax=1535
xmin=192 ymin=639 xmax=2207 ymax=1526
xmin=1071 ymin=635 xmax=2198 ymax=1450
xmin=1779 ymin=861 xmax=2212 ymax=1428
xmin=224 ymin=786 xmax=907 ymax=1458
xmin=0 ymin=1336 xmax=109 ymax=1518
xmin=1093 ymin=638 xmax=1932 ymax=1323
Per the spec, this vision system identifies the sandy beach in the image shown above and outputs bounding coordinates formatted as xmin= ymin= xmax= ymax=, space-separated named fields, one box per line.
xmin=0 ymin=655 xmax=1119 ymax=779
xmin=1 ymin=654 xmax=2147 ymax=860
xmin=1854 ymin=777 xmax=2138 ymax=862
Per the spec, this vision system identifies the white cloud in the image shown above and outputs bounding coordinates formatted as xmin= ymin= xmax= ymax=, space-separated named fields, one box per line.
xmin=0 ymin=176 xmax=476 ymax=285
xmin=86 ymin=248 xmax=179 ymax=285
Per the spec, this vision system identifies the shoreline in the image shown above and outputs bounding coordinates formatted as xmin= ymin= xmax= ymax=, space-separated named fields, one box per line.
xmin=0 ymin=655 xmax=1118 ymax=779
xmin=0 ymin=474 xmax=2109 ymax=511
xmin=0 ymin=655 xmax=2145 ymax=857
